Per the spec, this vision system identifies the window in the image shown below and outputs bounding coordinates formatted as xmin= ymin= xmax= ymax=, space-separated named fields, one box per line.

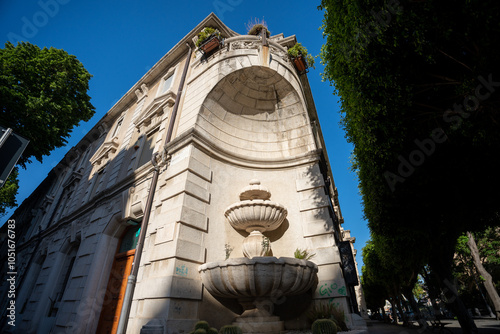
xmin=137 ymin=130 xmax=158 ymax=167
xmin=19 ymin=254 xmax=47 ymax=314
xmin=89 ymin=168 xmax=105 ymax=199
xmin=54 ymin=189 xmax=70 ymax=222
xmin=111 ymin=118 xmax=123 ymax=138
xmin=77 ymin=147 xmax=90 ymax=170
xmin=118 ymin=224 xmax=141 ymax=253
xmin=160 ymin=72 xmax=175 ymax=94
xmin=48 ymin=244 xmax=78 ymax=317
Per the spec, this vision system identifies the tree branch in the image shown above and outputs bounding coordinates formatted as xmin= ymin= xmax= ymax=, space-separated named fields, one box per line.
xmin=437 ymin=49 xmax=473 ymax=72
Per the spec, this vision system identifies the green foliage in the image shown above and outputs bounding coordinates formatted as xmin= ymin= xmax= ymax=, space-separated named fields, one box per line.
xmin=308 ymin=302 xmax=335 ymax=321
xmin=195 ymin=27 xmax=221 ymax=47
xmin=0 ymin=42 xmax=95 ymax=167
xmin=453 ymin=228 xmax=500 ymax=307
xmin=288 ymin=43 xmax=315 ymax=69
xmin=225 ymin=243 xmax=234 ymax=260
xmin=412 ymin=277 xmax=427 ymax=301
xmin=320 ymin=1 xmax=500 ymax=324
xmin=190 ymin=320 xmax=217 ymax=334
xmin=195 ymin=321 xmax=210 ymax=331
xmin=0 ymin=167 xmax=19 ymax=217
xmin=219 ymin=325 xmax=242 ymax=334
xmin=308 ymin=302 xmax=347 ymax=331
xmin=311 ymin=319 xmax=338 ymax=334
xmin=294 ymin=248 xmax=316 ymax=260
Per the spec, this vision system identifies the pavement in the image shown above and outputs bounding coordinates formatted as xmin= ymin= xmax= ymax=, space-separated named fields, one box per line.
xmin=366 ymin=318 xmax=500 ymax=334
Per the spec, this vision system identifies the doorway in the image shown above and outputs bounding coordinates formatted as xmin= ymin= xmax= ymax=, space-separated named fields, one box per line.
xmin=96 ymin=224 xmax=140 ymax=334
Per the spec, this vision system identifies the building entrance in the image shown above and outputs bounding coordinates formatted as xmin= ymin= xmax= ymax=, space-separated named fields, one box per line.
xmin=96 ymin=225 xmax=140 ymax=334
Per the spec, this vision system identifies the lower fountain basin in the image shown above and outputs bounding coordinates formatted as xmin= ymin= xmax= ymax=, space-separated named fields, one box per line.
xmin=198 ymin=257 xmax=318 ymax=300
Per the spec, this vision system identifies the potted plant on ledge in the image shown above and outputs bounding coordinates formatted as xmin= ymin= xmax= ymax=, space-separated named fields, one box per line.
xmin=246 ymin=18 xmax=270 ymax=37
xmin=247 ymin=23 xmax=270 ymax=37
xmin=287 ymin=43 xmax=315 ymax=74
xmin=196 ymin=27 xmax=222 ymax=55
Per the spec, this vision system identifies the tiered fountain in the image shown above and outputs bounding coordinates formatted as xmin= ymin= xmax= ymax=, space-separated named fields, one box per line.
xmin=198 ymin=180 xmax=318 ymax=333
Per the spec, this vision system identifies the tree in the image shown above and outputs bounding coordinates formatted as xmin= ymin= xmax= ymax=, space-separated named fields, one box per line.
xmin=466 ymin=231 xmax=500 ymax=319
xmin=0 ymin=168 xmax=19 ymax=216
xmin=320 ymin=1 xmax=500 ymax=332
xmin=361 ymin=239 xmax=389 ymax=312
xmin=0 ymin=42 xmax=95 ymax=215
xmin=475 ymin=227 xmax=500 ymax=288
xmin=362 ymin=233 xmax=426 ymax=326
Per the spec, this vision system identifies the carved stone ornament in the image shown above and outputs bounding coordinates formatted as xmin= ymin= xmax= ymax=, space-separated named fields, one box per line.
xmin=270 ymin=45 xmax=288 ymax=62
xmin=89 ymin=138 xmax=119 ymax=166
xmin=135 ymin=91 xmax=176 ymax=132
xmin=231 ymin=40 xmax=259 ymax=51
xmin=63 ymin=170 xmax=83 ymax=189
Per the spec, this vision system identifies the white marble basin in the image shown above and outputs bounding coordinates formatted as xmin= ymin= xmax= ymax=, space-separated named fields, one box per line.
xmin=224 ymin=200 xmax=287 ymax=233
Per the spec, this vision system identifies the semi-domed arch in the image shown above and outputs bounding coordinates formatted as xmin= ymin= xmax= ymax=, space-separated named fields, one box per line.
xmin=194 ymin=65 xmax=316 ymax=163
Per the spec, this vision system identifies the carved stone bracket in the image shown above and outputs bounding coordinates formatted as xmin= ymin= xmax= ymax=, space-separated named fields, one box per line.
xmin=42 ymin=194 xmax=55 ymax=213
xmin=122 ymin=187 xmax=144 ymax=221
xmin=135 ymin=83 xmax=149 ymax=101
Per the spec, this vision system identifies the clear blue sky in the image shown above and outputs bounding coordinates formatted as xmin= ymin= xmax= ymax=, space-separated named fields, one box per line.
xmin=0 ymin=0 xmax=369 ymax=271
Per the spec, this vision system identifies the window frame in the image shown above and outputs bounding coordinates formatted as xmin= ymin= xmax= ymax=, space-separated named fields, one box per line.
xmin=89 ymin=167 xmax=106 ymax=199
xmin=136 ymin=127 xmax=159 ymax=168
xmin=158 ymin=68 xmax=177 ymax=96
xmin=111 ymin=117 xmax=124 ymax=138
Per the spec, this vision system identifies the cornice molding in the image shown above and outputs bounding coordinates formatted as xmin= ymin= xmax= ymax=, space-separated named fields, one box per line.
xmin=166 ymin=127 xmax=321 ymax=170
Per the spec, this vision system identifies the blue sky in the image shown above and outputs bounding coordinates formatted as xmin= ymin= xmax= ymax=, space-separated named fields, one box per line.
xmin=0 ymin=0 xmax=368 ymax=271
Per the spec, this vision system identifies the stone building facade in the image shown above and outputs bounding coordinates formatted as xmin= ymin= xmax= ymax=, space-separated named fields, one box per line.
xmin=0 ymin=14 xmax=363 ymax=334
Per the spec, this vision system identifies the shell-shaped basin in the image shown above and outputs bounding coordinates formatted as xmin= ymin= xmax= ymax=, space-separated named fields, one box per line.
xmin=198 ymin=257 xmax=318 ymax=299
xmin=224 ymin=200 xmax=287 ymax=233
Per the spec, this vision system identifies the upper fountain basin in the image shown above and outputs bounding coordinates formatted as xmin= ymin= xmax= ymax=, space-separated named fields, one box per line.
xmin=224 ymin=199 xmax=287 ymax=233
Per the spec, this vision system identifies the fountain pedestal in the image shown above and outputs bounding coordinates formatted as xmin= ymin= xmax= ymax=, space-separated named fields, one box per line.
xmin=234 ymin=316 xmax=283 ymax=333
xmin=233 ymin=298 xmax=284 ymax=332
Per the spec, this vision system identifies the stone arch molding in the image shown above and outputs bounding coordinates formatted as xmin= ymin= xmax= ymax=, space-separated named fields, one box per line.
xmin=194 ymin=65 xmax=316 ymax=163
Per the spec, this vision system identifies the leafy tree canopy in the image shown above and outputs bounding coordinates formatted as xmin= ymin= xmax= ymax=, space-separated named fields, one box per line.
xmin=0 ymin=42 xmax=94 ymax=217
xmin=0 ymin=168 xmax=19 ymax=216
xmin=320 ymin=1 xmax=500 ymax=330
xmin=0 ymin=42 xmax=95 ymax=167
xmin=319 ymin=0 xmax=500 ymax=238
